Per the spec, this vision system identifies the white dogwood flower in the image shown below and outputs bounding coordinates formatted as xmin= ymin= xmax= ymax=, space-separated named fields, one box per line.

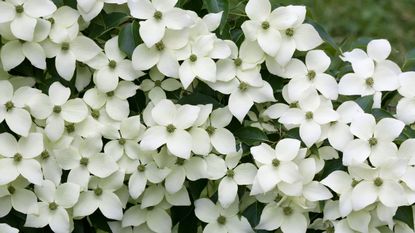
xmin=0 ymin=133 xmax=44 ymax=185
xmin=25 ymin=180 xmax=80 ymax=233
xmin=127 ymin=0 xmax=193 ymax=47
xmin=140 ymin=68 xmax=181 ymax=104
xmin=195 ymin=198 xmax=254 ymax=233
xmin=0 ymin=0 xmax=56 ymax=41
xmin=396 ymin=71 xmax=415 ymax=124
xmin=0 ymin=177 xmax=37 ymax=216
xmin=251 ymin=139 xmax=302 ymax=193
xmin=122 ymin=203 xmax=172 ymax=233
xmin=140 ymin=99 xmax=200 ymax=158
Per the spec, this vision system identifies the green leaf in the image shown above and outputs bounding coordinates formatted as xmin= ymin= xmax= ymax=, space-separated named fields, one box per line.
xmin=118 ymin=21 xmax=140 ymax=58
xmin=371 ymin=108 xmax=394 ymax=121
xmin=203 ymin=0 xmax=230 ymax=34
xmin=319 ymin=158 xmax=346 ymax=180
xmin=307 ymin=19 xmax=341 ymax=53
xmin=394 ymin=206 xmax=414 ymax=229
xmin=354 ymin=95 xmax=374 ymax=113
xmin=178 ymin=92 xmax=223 ymax=108
xmin=235 ymin=127 xmax=269 ymax=146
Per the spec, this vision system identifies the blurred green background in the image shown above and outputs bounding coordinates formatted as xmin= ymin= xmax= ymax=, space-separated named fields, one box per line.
xmin=287 ymin=0 xmax=415 ymax=63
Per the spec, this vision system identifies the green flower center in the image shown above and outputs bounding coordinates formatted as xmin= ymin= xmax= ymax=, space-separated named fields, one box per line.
xmin=106 ymin=91 xmax=114 ymax=97
xmin=285 ymin=28 xmax=294 ymax=37
xmin=206 ymin=126 xmax=216 ymax=135
xmin=137 ymin=164 xmax=146 ymax=172
xmin=118 ymin=138 xmax=126 ymax=145
xmin=166 ymin=124 xmax=176 ymax=133
xmin=261 ymin=21 xmax=270 ymax=30
xmin=94 ymin=187 xmax=103 ymax=196
xmin=154 ymin=80 xmax=162 ymax=87
xmin=226 ymin=169 xmax=234 ymax=178
xmin=234 ymin=58 xmax=242 ymax=67
xmin=109 ymin=60 xmax=117 ymax=69
xmin=153 ymin=11 xmax=163 ymax=20
xmin=189 ymin=54 xmax=197 ymax=63
xmin=307 ymin=70 xmax=316 ymax=80
xmin=66 ymin=124 xmax=75 ymax=133
xmin=13 ymin=153 xmax=22 ymax=163
xmin=351 ymin=179 xmax=359 ymax=187
xmin=366 ymin=77 xmax=374 ymax=87
xmin=374 ymin=177 xmax=383 ymax=187
xmin=155 ymin=41 xmax=165 ymax=51
xmin=61 ymin=42 xmax=70 ymax=51
xmin=239 ymin=82 xmax=248 ymax=92
xmin=80 ymin=157 xmax=89 ymax=166
xmin=91 ymin=109 xmax=100 ymax=119
xmin=289 ymin=101 xmax=298 ymax=108
xmin=5 ymin=101 xmax=14 ymax=111
xmin=53 ymin=105 xmax=62 ymax=114
xmin=369 ymin=137 xmax=377 ymax=146
xmin=305 ymin=111 xmax=313 ymax=120
xmin=41 ymin=150 xmax=50 ymax=160
xmin=176 ymin=158 xmax=185 ymax=166
xmin=15 ymin=5 xmax=24 ymax=14
xmin=283 ymin=206 xmax=293 ymax=216
xmin=49 ymin=202 xmax=58 ymax=211
xmin=7 ymin=186 xmax=15 ymax=195
xmin=48 ymin=18 xmax=55 ymax=24
xmin=217 ymin=215 xmax=227 ymax=225
xmin=272 ymin=158 xmax=280 ymax=167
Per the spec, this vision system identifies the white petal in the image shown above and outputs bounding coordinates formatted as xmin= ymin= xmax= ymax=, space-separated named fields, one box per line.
xmin=379 ymin=181 xmax=406 ymax=207
xmin=18 ymin=133 xmax=43 ymax=158
xmin=294 ymin=23 xmax=323 ymax=51
xmin=128 ymin=171 xmax=147 ymax=199
xmin=151 ymin=99 xmax=176 ymax=125
xmin=178 ymin=60 xmax=196 ymax=89
xmin=139 ymin=19 xmax=165 ymax=48
xmin=140 ymin=126 xmax=168 ymax=151
xmin=1 ymin=41 xmax=24 ymax=71
xmin=274 ymin=138 xmax=300 ymax=161
xmin=258 ymin=28 xmax=281 ymax=56
xmin=104 ymin=36 xmax=125 ymax=61
xmin=11 ymin=188 xmax=37 ymax=214
xmin=194 ymin=198 xmax=220 ymax=223
xmin=281 ymin=213 xmax=308 ymax=233
xmin=6 ymin=108 xmax=32 ymax=137
xmin=338 ymin=73 xmax=365 ymax=95
xmin=0 ymin=133 xmax=18 ymax=157
xmin=194 ymin=57 xmax=216 ymax=82
xmin=321 ymin=170 xmax=352 ymax=194
xmin=251 ymin=143 xmax=275 ymax=164
xmin=24 ymin=0 xmax=56 ymax=17
xmin=256 ymin=203 xmax=283 ymax=230
xmin=174 ymin=104 xmax=200 ymax=129
xmin=374 ymin=118 xmax=404 ymax=141
xmin=132 ymin=44 xmax=159 ymax=71
xmin=147 ymin=208 xmax=172 ymax=233
xmin=11 ymin=14 xmax=37 ymax=41
xmin=350 ymin=114 xmax=376 ymax=140
xmin=157 ymin=52 xmax=179 ymax=78
xmin=141 ymin=185 xmax=164 ymax=208
xmin=228 ymin=90 xmax=253 ymax=122
xmin=306 ymin=49 xmax=330 ymax=72
xmin=99 ymin=192 xmax=123 ymax=220
xmin=218 ymin=177 xmax=238 ymax=208
xmin=233 ymin=163 xmax=257 ymax=185
xmin=163 ymin=8 xmax=193 ymax=30
xmin=73 ymin=192 xmax=100 ymax=217
xmin=94 ymin=67 xmax=119 ymax=92
xmin=49 ymin=207 xmax=71 ymax=233
xmin=166 ymin=129 xmax=192 ymax=159
xmin=56 ymin=50 xmax=76 ymax=80
xmin=303 ymin=181 xmax=333 ymax=201
xmin=342 ymin=139 xmax=371 ymax=165
xmin=106 ymin=97 xmax=129 ymax=121
xmin=88 ymin=154 xmax=118 ymax=178
xmin=256 ymin=165 xmax=279 ymax=192
xmin=61 ymin=99 xmax=88 ymax=123
xmin=190 ymin=128 xmax=211 ymax=156
xmin=45 ymin=115 xmax=64 ymax=141
xmin=211 ymin=128 xmax=236 ymax=154
xmin=55 ymin=183 xmax=80 ymax=208
xmin=245 ymin=0 xmax=270 ymax=21
xmin=0 ymin=2 xmax=15 ymax=23
xmin=351 ymin=181 xmax=377 ymax=210
xmin=367 ymin=39 xmax=391 ymax=61
xmin=299 ymin=120 xmax=321 ymax=147
xmin=0 ymin=159 xmax=19 ymax=185
xmin=71 ymin=36 xmax=101 ymax=62
xmin=18 ymin=159 xmax=43 ymax=185
xmin=127 ymin=0 xmax=155 ymax=19
xmin=165 ymin=167 xmax=185 ymax=193
xmin=22 ymin=42 xmax=46 ymax=69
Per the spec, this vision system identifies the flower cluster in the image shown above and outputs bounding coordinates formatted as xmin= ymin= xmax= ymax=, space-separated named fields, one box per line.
xmin=0 ymin=0 xmax=414 ymax=232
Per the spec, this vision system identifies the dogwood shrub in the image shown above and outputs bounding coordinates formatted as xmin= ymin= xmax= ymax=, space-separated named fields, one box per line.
xmin=0 ymin=0 xmax=414 ymax=232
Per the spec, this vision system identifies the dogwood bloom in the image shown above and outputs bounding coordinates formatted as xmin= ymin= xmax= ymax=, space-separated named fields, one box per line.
xmin=25 ymin=180 xmax=80 ymax=233
xmin=0 ymin=0 xmax=56 ymax=41
xmin=194 ymin=198 xmax=254 ymax=233
xmin=0 ymin=133 xmax=44 ymax=185
xmin=256 ymin=202 xmax=308 ymax=233
xmin=0 ymin=224 xmax=18 ymax=233
xmin=286 ymin=50 xmax=338 ymax=100
xmin=127 ymin=0 xmax=193 ymax=47
xmin=0 ymin=80 xmax=34 ymax=136
xmin=0 ymin=177 xmax=37 ymax=216
xmin=140 ymin=68 xmax=182 ymax=104
xmin=55 ymin=137 xmax=118 ymax=189
xmin=250 ymin=139 xmax=302 ymax=193
xmin=122 ymin=203 xmax=172 ymax=233
xmin=140 ymin=99 xmax=200 ymax=158
xmin=73 ymin=171 xmax=124 ymax=220
xmin=77 ymin=0 xmax=127 ymax=21
xmin=396 ymin=71 xmax=415 ymax=124
xmin=342 ymin=113 xmax=404 ymax=166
